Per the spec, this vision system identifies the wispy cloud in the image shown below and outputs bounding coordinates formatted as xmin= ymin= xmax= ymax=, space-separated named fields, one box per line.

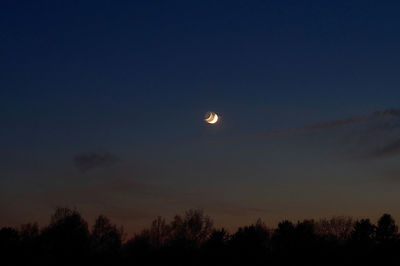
xmin=231 ymin=108 xmax=400 ymax=160
xmin=73 ymin=152 xmax=121 ymax=173
xmin=260 ymin=108 xmax=400 ymax=138
xmin=366 ymin=139 xmax=400 ymax=159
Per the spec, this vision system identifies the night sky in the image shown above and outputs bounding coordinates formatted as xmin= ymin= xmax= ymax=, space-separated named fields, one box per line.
xmin=2 ymin=1 xmax=400 ymax=235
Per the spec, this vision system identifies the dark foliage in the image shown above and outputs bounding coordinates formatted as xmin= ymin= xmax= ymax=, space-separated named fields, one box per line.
xmin=2 ymin=208 xmax=400 ymax=265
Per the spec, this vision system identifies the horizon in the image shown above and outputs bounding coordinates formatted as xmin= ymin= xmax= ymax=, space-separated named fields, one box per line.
xmin=3 ymin=206 xmax=398 ymax=238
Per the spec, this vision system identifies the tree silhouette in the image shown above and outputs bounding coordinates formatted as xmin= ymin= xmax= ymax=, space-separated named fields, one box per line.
xmin=376 ymin=213 xmax=398 ymax=244
xmin=147 ymin=216 xmax=170 ymax=248
xmin=351 ymin=219 xmax=375 ymax=243
xmin=316 ymin=216 xmax=354 ymax=242
xmin=41 ymin=207 xmax=90 ymax=263
xmin=272 ymin=220 xmax=296 ymax=252
xmin=168 ymin=209 xmax=213 ymax=249
xmin=0 ymin=227 xmax=19 ymax=264
xmin=205 ymin=228 xmax=229 ymax=249
xmin=203 ymin=228 xmax=230 ymax=264
xmin=347 ymin=219 xmax=376 ymax=264
xmin=293 ymin=220 xmax=318 ymax=263
xmin=19 ymin=223 xmax=39 ymax=241
xmin=90 ymin=215 xmax=123 ymax=263
xmin=230 ymin=218 xmax=270 ymax=263
xmin=3 ymin=207 xmax=400 ymax=265
xmin=19 ymin=223 xmax=40 ymax=263
xmin=374 ymin=213 xmax=399 ymax=263
xmin=123 ymin=232 xmax=152 ymax=264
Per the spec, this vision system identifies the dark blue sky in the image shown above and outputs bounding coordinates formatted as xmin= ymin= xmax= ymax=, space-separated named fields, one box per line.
xmin=2 ymin=1 xmax=400 ymax=234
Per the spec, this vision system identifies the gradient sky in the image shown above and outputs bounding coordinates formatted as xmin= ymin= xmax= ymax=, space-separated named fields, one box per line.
xmin=2 ymin=1 xmax=400 ymax=235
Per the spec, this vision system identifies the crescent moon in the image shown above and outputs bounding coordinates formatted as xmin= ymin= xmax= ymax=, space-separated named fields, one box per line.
xmin=209 ymin=113 xmax=219 ymax=124
xmin=204 ymin=113 xmax=214 ymax=123
xmin=205 ymin=113 xmax=214 ymax=123
xmin=205 ymin=112 xmax=219 ymax=124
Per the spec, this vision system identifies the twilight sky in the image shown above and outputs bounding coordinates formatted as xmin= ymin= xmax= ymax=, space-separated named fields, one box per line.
xmin=2 ymin=1 xmax=400 ymax=235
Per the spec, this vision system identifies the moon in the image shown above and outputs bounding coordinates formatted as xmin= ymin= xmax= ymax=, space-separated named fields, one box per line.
xmin=205 ymin=112 xmax=219 ymax=124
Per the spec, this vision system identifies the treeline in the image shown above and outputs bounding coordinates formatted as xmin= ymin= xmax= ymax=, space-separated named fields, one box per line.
xmin=1 ymin=208 xmax=400 ymax=265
